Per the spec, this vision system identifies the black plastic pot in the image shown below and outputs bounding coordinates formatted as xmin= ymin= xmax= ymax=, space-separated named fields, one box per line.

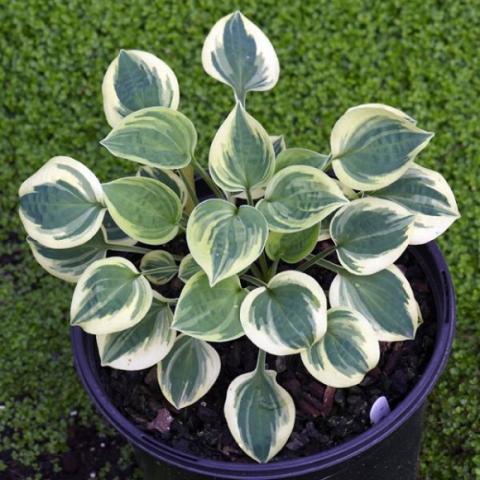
xmin=71 ymin=241 xmax=455 ymax=480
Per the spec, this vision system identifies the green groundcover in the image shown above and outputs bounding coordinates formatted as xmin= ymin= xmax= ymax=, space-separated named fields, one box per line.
xmin=1 ymin=1 xmax=478 ymax=478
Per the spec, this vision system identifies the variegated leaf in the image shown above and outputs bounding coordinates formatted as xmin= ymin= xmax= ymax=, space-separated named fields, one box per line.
xmin=140 ymin=250 xmax=178 ymax=285
xmin=96 ymin=293 xmax=176 ymax=370
xmin=202 ymin=11 xmax=279 ymax=101
xmin=240 ymin=271 xmax=327 ymax=355
xmin=275 ymin=148 xmax=329 ymax=173
xmin=178 ymin=254 xmax=203 ymax=283
xmin=172 ymin=272 xmax=246 ymax=342
xmin=26 ymin=231 xmax=108 ymax=283
xmin=157 ymin=335 xmax=221 ymax=409
xmin=372 ymin=164 xmax=459 ymax=244
xmin=209 ymin=103 xmax=275 ymax=193
xmin=187 ymin=199 xmax=268 ymax=286
xmin=301 ymin=307 xmax=380 ymax=388
xmin=330 ymin=197 xmax=414 ymax=275
xmin=70 ymin=257 xmax=152 ymax=335
xmin=329 ymin=265 xmax=420 ymax=341
xmin=101 ymin=106 xmax=197 ymax=169
xmin=103 ymin=176 xmax=182 ymax=245
xmin=256 ymin=165 xmax=348 ymax=232
xmin=137 ymin=165 xmax=188 ymax=207
xmin=270 ymin=135 xmax=286 ymax=157
xmin=102 ymin=211 xmax=136 ymax=246
xmin=331 ymin=103 xmax=433 ymax=190
xmin=266 ymin=224 xmax=319 ymax=264
xmin=102 ymin=49 xmax=179 ymax=128
xmin=19 ymin=156 xmax=106 ymax=249
xmin=224 ymin=368 xmax=295 ymax=463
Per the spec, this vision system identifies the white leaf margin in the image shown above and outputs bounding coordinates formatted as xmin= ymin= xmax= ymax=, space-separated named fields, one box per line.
xmin=201 ymin=11 xmax=279 ymax=96
xmin=70 ymin=256 xmax=152 ymax=335
xmin=157 ymin=334 xmax=221 ymax=409
xmin=96 ymin=292 xmax=176 ymax=371
xmin=19 ymin=156 xmax=106 ymax=249
xmin=331 ymin=103 xmax=434 ymax=191
xmin=240 ymin=270 xmax=327 ymax=355
xmin=301 ymin=307 xmax=380 ymax=388
xmin=330 ymin=197 xmax=415 ymax=275
xmin=329 ymin=264 xmax=421 ymax=342
xmin=102 ymin=49 xmax=180 ymax=128
xmin=224 ymin=369 xmax=295 ymax=463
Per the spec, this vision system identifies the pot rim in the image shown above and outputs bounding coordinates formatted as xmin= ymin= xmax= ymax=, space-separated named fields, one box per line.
xmin=70 ymin=241 xmax=456 ymax=479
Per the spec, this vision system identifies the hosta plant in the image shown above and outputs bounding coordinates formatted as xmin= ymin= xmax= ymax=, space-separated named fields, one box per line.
xmin=18 ymin=11 xmax=459 ymax=464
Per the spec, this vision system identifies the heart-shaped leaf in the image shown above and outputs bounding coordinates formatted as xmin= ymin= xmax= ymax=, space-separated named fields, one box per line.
xmin=187 ymin=199 xmax=268 ymax=286
xmin=140 ymin=250 xmax=178 ymax=285
xmin=224 ymin=368 xmax=295 ymax=463
xmin=137 ymin=165 xmax=188 ymax=207
xmin=331 ymin=103 xmax=433 ymax=190
xmin=202 ymin=11 xmax=279 ymax=101
xmin=103 ymin=176 xmax=182 ymax=245
xmin=301 ymin=307 xmax=380 ymax=388
xmin=27 ymin=230 xmax=108 ymax=283
xmin=96 ymin=293 xmax=176 ymax=370
xmin=240 ymin=271 xmax=327 ymax=355
xmin=70 ymin=257 xmax=152 ymax=335
xmin=178 ymin=254 xmax=203 ymax=283
xmin=330 ymin=197 xmax=414 ymax=275
xmin=265 ymin=224 xmax=319 ymax=264
xmin=157 ymin=335 xmax=221 ymax=409
xmin=329 ymin=265 xmax=420 ymax=341
xmin=19 ymin=156 xmax=106 ymax=249
xmin=275 ymin=148 xmax=329 ymax=173
xmin=209 ymin=103 xmax=275 ymax=193
xmin=102 ymin=49 xmax=179 ymax=128
xmin=101 ymin=106 xmax=197 ymax=169
xmin=372 ymin=164 xmax=460 ymax=244
xmin=256 ymin=165 xmax=348 ymax=232
xmin=173 ymin=272 xmax=246 ymax=342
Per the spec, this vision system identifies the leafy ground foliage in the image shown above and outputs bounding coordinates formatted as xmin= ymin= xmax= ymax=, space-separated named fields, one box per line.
xmin=0 ymin=0 xmax=478 ymax=478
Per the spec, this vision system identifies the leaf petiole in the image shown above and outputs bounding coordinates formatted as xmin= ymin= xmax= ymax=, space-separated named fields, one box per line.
xmin=249 ymin=262 xmax=263 ymax=279
xmin=297 ymin=246 xmax=337 ymax=272
xmin=241 ymin=274 xmax=268 ymax=288
xmin=105 ymin=243 xmax=150 ymax=255
xmin=245 ymin=188 xmax=254 ymax=206
xmin=193 ymin=159 xmax=225 ymax=199
xmin=267 ymin=259 xmax=279 ymax=280
xmin=305 ymin=257 xmax=345 ymax=274
xmin=258 ymin=252 xmax=270 ymax=279
xmin=255 ymin=349 xmax=267 ymax=374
